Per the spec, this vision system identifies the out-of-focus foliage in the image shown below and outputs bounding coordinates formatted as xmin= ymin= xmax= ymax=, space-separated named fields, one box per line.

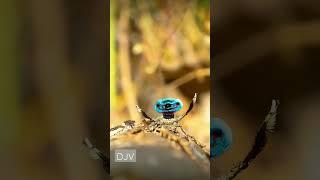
xmin=213 ymin=0 xmax=320 ymax=179
xmin=110 ymin=0 xmax=116 ymax=108
xmin=0 ymin=0 xmax=107 ymax=180
xmin=110 ymin=0 xmax=210 ymax=150
xmin=0 ymin=0 xmax=20 ymax=146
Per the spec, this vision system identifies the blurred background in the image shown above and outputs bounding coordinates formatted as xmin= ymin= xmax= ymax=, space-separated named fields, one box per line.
xmin=0 ymin=0 xmax=107 ymax=179
xmin=110 ymin=0 xmax=210 ymax=149
xmin=4 ymin=0 xmax=320 ymax=179
xmin=212 ymin=0 xmax=320 ymax=179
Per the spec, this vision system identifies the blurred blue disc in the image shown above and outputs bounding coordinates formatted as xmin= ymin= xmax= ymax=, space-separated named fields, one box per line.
xmin=210 ymin=117 xmax=233 ymax=158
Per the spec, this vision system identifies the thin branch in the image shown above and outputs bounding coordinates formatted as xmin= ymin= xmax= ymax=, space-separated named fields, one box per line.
xmin=118 ymin=1 xmax=139 ymax=121
xmin=168 ymin=68 xmax=210 ymax=89
xmin=215 ymin=21 xmax=320 ymax=80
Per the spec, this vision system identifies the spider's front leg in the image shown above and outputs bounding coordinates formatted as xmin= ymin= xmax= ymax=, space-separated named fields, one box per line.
xmin=136 ymin=105 xmax=155 ymax=124
xmin=175 ymin=93 xmax=198 ymax=122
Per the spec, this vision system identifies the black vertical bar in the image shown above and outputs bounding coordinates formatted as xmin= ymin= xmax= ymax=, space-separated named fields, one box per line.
xmin=210 ymin=0 xmax=215 ymax=179
xmin=106 ymin=0 xmax=111 ymax=176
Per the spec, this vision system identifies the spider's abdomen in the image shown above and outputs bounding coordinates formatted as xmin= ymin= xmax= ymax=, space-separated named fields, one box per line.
xmin=154 ymin=98 xmax=183 ymax=113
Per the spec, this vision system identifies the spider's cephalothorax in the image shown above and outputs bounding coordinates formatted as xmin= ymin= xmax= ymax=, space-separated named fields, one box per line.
xmin=154 ymin=98 xmax=183 ymax=119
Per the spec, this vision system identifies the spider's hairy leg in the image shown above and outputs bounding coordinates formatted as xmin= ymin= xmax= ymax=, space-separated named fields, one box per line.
xmin=136 ymin=105 xmax=155 ymax=123
xmin=82 ymin=138 xmax=109 ymax=172
xmin=175 ymin=123 xmax=205 ymax=148
xmin=175 ymin=93 xmax=198 ymax=122
xmin=264 ymin=99 xmax=279 ymax=133
xmin=222 ymin=99 xmax=280 ymax=180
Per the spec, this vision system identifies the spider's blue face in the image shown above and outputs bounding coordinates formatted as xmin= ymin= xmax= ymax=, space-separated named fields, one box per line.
xmin=154 ymin=98 xmax=183 ymax=113
xmin=210 ymin=118 xmax=233 ymax=158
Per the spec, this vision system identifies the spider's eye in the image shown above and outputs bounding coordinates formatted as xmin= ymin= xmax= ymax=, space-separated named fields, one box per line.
xmin=175 ymin=102 xmax=180 ymax=106
xmin=156 ymin=104 xmax=160 ymax=108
